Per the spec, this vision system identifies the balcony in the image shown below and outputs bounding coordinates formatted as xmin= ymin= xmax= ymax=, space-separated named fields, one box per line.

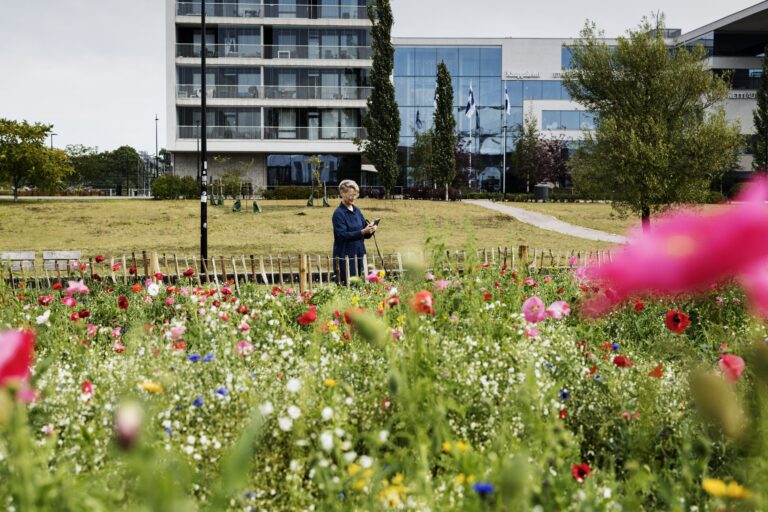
xmin=176 ymin=2 xmax=368 ymax=20
xmin=178 ymin=125 xmax=366 ymax=140
xmin=176 ymin=43 xmax=262 ymax=58
xmin=176 ymin=84 xmax=371 ymax=100
xmin=264 ymin=44 xmax=371 ymax=60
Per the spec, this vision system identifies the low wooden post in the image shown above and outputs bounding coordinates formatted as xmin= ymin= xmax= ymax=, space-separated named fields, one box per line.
xmin=269 ymin=256 xmax=275 ymax=285
xmin=231 ymin=257 xmax=240 ymax=294
xmin=396 ymin=253 xmax=403 ymax=279
xmin=362 ymin=254 xmax=369 ymax=277
xmin=174 ymin=255 xmax=181 ymax=282
xmin=259 ymin=256 xmax=268 ymax=284
xmin=299 ymin=254 xmax=307 ymax=293
xmin=241 ymin=255 xmax=248 ymax=285
xmin=327 ymin=256 xmax=333 ymax=284
xmin=211 ymin=257 xmax=220 ymax=288
xmin=192 ymin=256 xmax=201 ymax=287
xmin=277 ymin=257 xmax=284 ymax=286
xmin=317 ymin=255 xmax=323 ymax=286
xmin=345 ymin=256 xmax=351 ymax=288
xmin=250 ymin=255 xmax=256 ymax=284
xmin=518 ymin=246 xmax=528 ymax=268
xmin=220 ymin=256 xmax=227 ymax=284
xmin=150 ymin=252 xmax=161 ymax=278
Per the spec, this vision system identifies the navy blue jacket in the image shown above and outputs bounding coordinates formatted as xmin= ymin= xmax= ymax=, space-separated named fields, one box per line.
xmin=332 ymin=202 xmax=371 ymax=282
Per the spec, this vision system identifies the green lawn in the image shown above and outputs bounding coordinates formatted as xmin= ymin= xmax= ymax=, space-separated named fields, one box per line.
xmin=0 ymin=199 xmax=613 ymax=259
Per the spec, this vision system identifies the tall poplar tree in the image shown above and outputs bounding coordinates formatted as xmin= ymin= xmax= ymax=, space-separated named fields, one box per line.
xmin=563 ymin=17 xmax=741 ymax=231
xmin=432 ymin=61 xmax=456 ymax=200
xmin=753 ymin=45 xmax=768 ymax=171
xmin=356 ymin=0 xmax=400 ymax=196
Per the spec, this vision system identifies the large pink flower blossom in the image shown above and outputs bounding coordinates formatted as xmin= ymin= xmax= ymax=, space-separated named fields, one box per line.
xmin=582 ymin=177 xmax=768 ymax=316
xmin=719 ymin=354 xmax=745 ymax=383
xmin=65 ymin=280 xmax=89 ymax=297
xmin=522 ymin=296 xmax=547 ymax=323
xmin=0 ymin=330 xmax=35 ymax=387
xmin=546 ymin=301 xmax=571 ymax=320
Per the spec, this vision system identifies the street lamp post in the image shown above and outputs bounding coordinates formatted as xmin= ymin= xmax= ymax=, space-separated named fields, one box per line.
xmin=502 ymin=123 xmax=507 ymax=197
xmin=200 ymin=0 xmax=209 ymax=263
xmin=50 ymin=133 xmax=57 ymax=149
xmin=196 ymin=120 xmax=201 ymax=183
xmin=155 ymin=114 xmax=159 ymax=177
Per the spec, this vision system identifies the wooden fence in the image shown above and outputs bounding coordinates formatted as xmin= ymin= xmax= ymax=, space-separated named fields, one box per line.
xmin=1 ymin=246 xmax=613 ymax=292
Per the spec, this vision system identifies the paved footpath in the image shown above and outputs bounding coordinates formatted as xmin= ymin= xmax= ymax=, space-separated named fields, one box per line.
xmin=464 ymin=200 xmax=627 ymax=244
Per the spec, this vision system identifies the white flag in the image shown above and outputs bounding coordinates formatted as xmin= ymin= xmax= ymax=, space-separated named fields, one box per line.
xmin=504 ymin=87 xmax=511 ymax=115
xmin=465 ymin=82 xmax=476 ymax=119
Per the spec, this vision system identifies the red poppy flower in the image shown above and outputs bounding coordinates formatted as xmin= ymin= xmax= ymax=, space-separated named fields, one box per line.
xmin=633 ymin=299 xmax=645 ymax=312
xmin=237 ymin=305 xmax=249 ymax=314
xmin=81 ymin=380 xmax=93 ymax=397
xmin=131 ymin=284 xmax=142 ymax=293
xmin=113 ymin=340 xmax=126 ymax=353
xmin=172 ymin=340 xmax=186 ymax=351
xmin=297 ymin=305 xmax=318 ymax=325
xmin=571 ymin=462 xmax=591 ymax=483
xmin=343 ymin=307 xmax=365 ymax=324
xmin=665 ymin=310 xmax=690 ymax=334
xmin=559 ymin=409 xmax=567 ymax=419
xmin=271 ymin=286 xmax=283 ymax=295
xmin=112 ymin=262 xmax=121 ymax=271
xmin=69 ymin=312 xmax=80 ymax=322
xmin=38 ymin=295 xmax=53 ymax=306
xmin=154 ymin=273 xmax=163 ymax=280
xmin=648 ymin=364 xmax=664 ymax=378
xmin=94 ymin=255 xmax=105 ymax=263
xmin=411 ymin=290 xmax=435 ymax=315
xmin=52 ymin=282 xmax=62 ymax=291
xmin=78 ymin=309 xmax=90 ymax=319
xmin=483 ymin=293 xmax=493 ymax=302
xmin=183 ymin=267 xmax=195 ymax=277
xmin=129 ymin=266 xmax=137 ymax=275
xmin=613 ymin=355 xmax=634 ymax=368
xmin=91 ymin=273 xmax=101 ymax=281
xmin=118 ymin=295 xmax=129 ymax=310
xmin=386 ymin=296 xmax=400 ymax=307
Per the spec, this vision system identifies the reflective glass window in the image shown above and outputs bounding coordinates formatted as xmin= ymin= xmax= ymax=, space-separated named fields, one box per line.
xmin=414 ymin=77 xmax=435 ymax=106
xmin=542 ymin=80 xmax=562 ymax=99
xmin=479 ymin=77 xmax=502 ymax=107
xmin=459 ymin=47 xmax=480 ymax=76
xmin=561 ymin=111 xmax=580 ymax=130
xmin=561 ymin=47 xmax=574 ymax=69
xmin=507 ymin=107 xmax=523 ymax=128
xmin=477 ymin=107 xmax=502 ymax=136
xmin=394 ymin=47 xmax=414 ymax=76
xmin=523 ymin=81 xmax=542 ymax=100
xmin=506 ymin=80 xmax=523 ymax=107
xmin=437 ymin=47 xmax=459 ymax=77
xmin=479 ymin=47 xmax=502 ymax=76
xmin=399 ymin=107 xmax=413 ymax=136
xmin=451 ymin=77 xmax=460 ymax=107
xmin=458 ymin=77 xmax=475 ymax=109
xmin=542 ymin=111 xmax=561 ymax=130
xmin=413 ymin=107 xmax=433 ymax=133
xmin=413 ymin=47 xmax=437 ymax=76
xmin=395 ymin=77 xmax=413 ymax=106
xmin=580 ymin=111 xmax=597 ymax=130
xmin=560 ymin=82 xmax=571 ymax=100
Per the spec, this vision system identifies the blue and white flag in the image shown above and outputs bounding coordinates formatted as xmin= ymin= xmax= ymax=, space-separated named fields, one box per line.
xmin=504 ymin=87 xmax=511 ymax=115
xmin=415 ymin=110 xmax=423 ymax=130
xmin=465 ymin=82 xmax=476 ymax=119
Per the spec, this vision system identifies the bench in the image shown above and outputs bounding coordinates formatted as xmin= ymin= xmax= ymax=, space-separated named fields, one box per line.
xmin=42 ymin=250 xmax=82 ymax=272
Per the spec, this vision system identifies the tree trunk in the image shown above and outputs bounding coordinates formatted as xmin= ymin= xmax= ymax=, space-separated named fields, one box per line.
xmin=13 ymin=175 xmax=20 ymax=201
xmin=641 ymin=206 xmax=651 ymax=233
xmin=445 ymin=183 xmax=449 ymax=201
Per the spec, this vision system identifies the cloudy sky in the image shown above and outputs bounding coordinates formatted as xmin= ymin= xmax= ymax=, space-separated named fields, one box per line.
xmin=0 ymin=0 xmax=760 ymax=154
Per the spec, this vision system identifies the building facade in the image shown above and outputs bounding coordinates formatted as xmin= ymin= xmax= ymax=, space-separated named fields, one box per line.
xmin=167 ymin=1 xmax=768 ymax=191
xmin=165 ymin=0 xmax=373 ymax=190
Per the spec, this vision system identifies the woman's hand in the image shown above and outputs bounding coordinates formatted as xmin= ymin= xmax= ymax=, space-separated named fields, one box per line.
xmin=362 ymin=223 xmax=378 ymax=235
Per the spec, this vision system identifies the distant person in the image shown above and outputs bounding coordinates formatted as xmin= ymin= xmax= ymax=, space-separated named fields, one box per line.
xmin=332 ymin=180 xmax=376 ymax=284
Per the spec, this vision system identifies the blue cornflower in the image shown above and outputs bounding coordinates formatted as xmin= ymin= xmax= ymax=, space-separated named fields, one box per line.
xmin=203 ymin=353 xmax=215 ymax=363
xmin=215 ymin=387 xmax=227 ymax=397
xmin=611 ymin=343 xmax=620 ymax=351
xmin=338 ymin=492 xmax=346 ymax=500
xmin=175 ymin=405 xmax=183 ymax=411
xmin=245 ymin=492 xmax=257 ymax=500
xmin=165 ymin=427 xmax=173 ymax=436
xmin=250 ymin=372 xmax=257 ymax=379
xmin=545 ymin=362 xmax=555 ymax=371
xmin=595 ymin=374 xmax=604 ymax=383
xmin=193 ymin=396 xmax=204 ymax=407
xmin=473 ymin=482 xmax=495 ymax=496
xmin=188 ymin=354 xmax=201 ymax=363
xmin=559 ymin=388 xmax=570 ymax=401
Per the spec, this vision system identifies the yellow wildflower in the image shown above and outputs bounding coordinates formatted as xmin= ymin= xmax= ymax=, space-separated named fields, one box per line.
xmin=725 ymin=481 xmax=752 ymax=499
xmin=323 ymin=378 xmax=337 ymax=388
xmin=351 ymin=479 xmax=367 ymax=491
xmin=347 ymin=463 xmax=362 ymax=476
xmin=702 ymin=478 xmax=752 ymax=500
xmin=391 ymin=473 xmax=404 ymax=486
xmin=378 ymin=270 xmax=386 ymax=280
xmin=139 ymin=381 xmax=163 ymax=393
xmin=454 ymin=473 xmax=466 ymax=485
xmin=351 ymin=295 xmax=360 ymax=306
xmin=442 ymin=441 xmax=453 ymax=453
xmin=455 ymin=441 xmax=470 ymax=453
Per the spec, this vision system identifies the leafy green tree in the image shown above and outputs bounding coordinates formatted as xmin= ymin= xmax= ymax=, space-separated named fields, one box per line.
xmin=410 ymin=128 xmax=435 ymax=186
xmin=65 ymin=145 xmax=103 ymax=187
xmin=356 ymin=0 xmax=400 ymax=196
xmin=515 ymin=112 xmax=568 ymax=192
xmin=753 ymin=45 xmax=768 ymax=171
xmin=563 ymin=17 xmax=741 ymax=230
xmin=0 ymin=118 xmax=73 ymax=200
xmin=432 ymin=62 xmax=457 ymax=200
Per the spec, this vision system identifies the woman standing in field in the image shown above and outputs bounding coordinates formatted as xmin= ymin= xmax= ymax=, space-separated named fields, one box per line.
xmin=332 ymin=180 xmax=376 ymax=284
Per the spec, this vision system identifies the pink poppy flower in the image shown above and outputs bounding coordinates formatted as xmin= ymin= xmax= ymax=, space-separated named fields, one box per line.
xmin=236 ymin=340 xmax=254 ymax=357
xmin=546 ymin=301 xmax=571 ymax=320
xmin=169 ymin=326 xmax=185 ymax=340
xmin=522 ymin=296 xmax=546 ymax=323
xmin=86 ymin=323 xmax=98 ymax=337
xmin=65 ymin=280 xmax=89 ymax=297
xmin=719 ymin=354 xmax=745 ymax=383
xmin=581 ymin=177 xmax=768 ymax=316
xmin=165 ymin=296 xmax=175 ymax=306
xmin=0 ymin=330 xmax=35 ymax=387
xmin=435 ymin=280 xmax=452 ymax=292
xmin=524 ymin=326 xmax=541 ymax=339
xmin=61 ymin=297 xmax=76 ymax=308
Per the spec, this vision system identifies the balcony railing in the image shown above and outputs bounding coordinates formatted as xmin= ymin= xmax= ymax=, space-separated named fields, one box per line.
xmin=178 ymin=125 xmax=366 ymax=140
xmin=176 ymin=43 xmax=371 ymax=60
xmin=176 ymin=2 xmax=368 ymax=20
xmin=176 ymin=43 xmax=262 ymax=58
xmin=264 ymin=44 xmax=371 ymax=60
xmin=176 ymin=84 xmax=371 ymax=100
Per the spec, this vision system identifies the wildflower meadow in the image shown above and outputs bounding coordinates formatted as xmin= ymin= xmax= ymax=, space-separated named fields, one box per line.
xmin=5 ymin=182 xmax=768 ymax=510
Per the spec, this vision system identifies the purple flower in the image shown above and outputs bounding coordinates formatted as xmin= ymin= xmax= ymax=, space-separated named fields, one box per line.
xmin=473 ymin=482 xmax=495 ymax=496
xmin=559 ymin=388 xmax=570 ymax=401
xmin=188 ymin=354 xmax=201 ymax=363
xmin=215 ymin=387 xmax=227 ymax=397
xmin=611 ymin=343 xmax=620 ymax=351
xmin=193 ymin=396 xmax=203 ymax=407
xmin=203 ymin=353 xmax=215 ymax=363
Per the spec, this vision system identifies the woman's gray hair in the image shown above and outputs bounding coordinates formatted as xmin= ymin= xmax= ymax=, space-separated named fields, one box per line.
xmin=338 ymin=179 xmax=360 ymax=194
